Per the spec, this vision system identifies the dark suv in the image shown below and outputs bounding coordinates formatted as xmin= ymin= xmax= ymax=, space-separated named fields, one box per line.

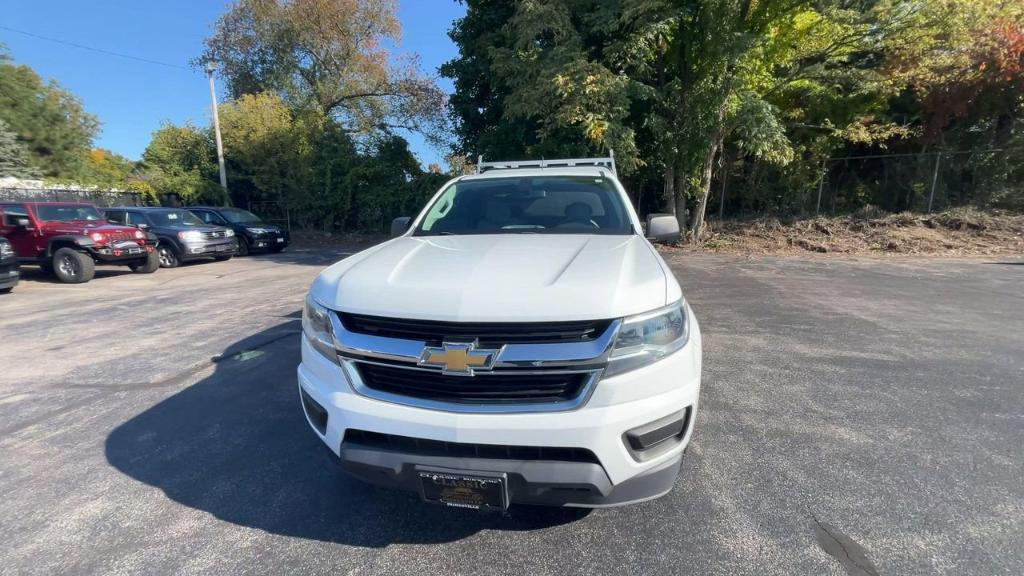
xmin=0 ymin=202 xmax=159 ymax=283
xmin=104 ymin=207 xmax=238 ymax=268
xmin=0 ymin=236 xmax=18 ymax=293
xmin=187 ymin=207 xmax=289 ymax=256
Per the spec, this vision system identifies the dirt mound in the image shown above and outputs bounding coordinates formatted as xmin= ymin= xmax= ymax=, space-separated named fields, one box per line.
xmin=681 ymin=208 xmax=1024 ymax=256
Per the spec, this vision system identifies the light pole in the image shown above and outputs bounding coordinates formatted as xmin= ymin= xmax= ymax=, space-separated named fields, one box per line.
xmin=206 ymin=62 xmax=228 ymax=193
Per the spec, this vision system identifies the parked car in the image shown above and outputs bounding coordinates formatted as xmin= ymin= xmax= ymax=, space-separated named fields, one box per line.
xmin=104 ymin=207 xmax=238 ymax=268
xmin=0 ymin=202 xmax=159 ymax=284
xmin=0 ymin=236 xmax=19 ymax=293
xmin=186 ymin=207 xmax=289 ymax=256
xmin=297 ymin=156 xmax=702 ymax=511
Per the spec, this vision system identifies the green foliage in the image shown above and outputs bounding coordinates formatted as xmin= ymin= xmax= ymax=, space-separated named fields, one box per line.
xmin=0 ymin=48 xmax=99 ymax=179
xmin=0 ymin=118 xmax=38 ymax=178
xmin=444 ymin=0 xmax=1024 ymax=230
xmin=141 ymin=123 xmax=223 ymax=204
xmin=81 ymin=149 xmax=137 ymax=189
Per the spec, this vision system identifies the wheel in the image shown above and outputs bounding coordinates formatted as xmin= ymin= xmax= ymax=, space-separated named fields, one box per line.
xmin=157 ymin=245 xmax=180 ymax=268
xmin=214 ymin=255 xmax=233 ymax=262
xmin=0 ymin=287 xmax=12 ymax=294
xmin=129 ymin=251 xmax=160 ymax=274
xmin=52 ymin=247 xmax=95 ymax=284
xmin=236 ymin=238 xmax=250 ymax=256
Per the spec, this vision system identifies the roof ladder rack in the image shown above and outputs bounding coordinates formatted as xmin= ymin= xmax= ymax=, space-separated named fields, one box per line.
xmin=475 ymin=150 xmax=616 ymax=177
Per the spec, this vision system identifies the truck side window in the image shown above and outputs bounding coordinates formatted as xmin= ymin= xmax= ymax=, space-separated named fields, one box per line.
xmin=3 ymin=204 xmax=28 ymax=226
xmin=126 ymin=212 xmax=150 ymax=226
xmin=195 ymin=211 xmax=219 ymax=224
xmin=106 ymin=211 xmax=127 ymax=224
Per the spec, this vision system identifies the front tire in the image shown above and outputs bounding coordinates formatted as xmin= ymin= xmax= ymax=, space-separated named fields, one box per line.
xmin=214 ymin=255 xmax=233 ymax=262
xmin=0 ymin=287 xmax=12 ymax=294
xmin=157 ymin=245 xmax=180 ymax=268
xmin=129 ymin=251 xmax=160 ymax=274
xmin=236 ymin=238 xmax=250 ymax=256
xmin=52 ymin=247 xmax=95 ymax=284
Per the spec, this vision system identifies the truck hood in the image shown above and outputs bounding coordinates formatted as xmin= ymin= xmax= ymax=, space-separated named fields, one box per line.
xmin=311 ymin=234 xmax=675 ymax=322
xmin=41 ymin=221 xmax=142 ymax=237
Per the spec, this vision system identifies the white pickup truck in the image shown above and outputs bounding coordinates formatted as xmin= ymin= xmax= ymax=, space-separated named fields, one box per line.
xmin=298 ymin=156 xmax=702 ymax=511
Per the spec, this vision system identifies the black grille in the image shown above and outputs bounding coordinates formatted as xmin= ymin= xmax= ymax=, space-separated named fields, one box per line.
xmin=357 ymin=363 xmax=589 ymax=404
xmin=344 ymin=429 xmax=600 ymax=464
xmin=202 ymin=230 xmax=227 ymax=239
xmin=339 ymin=313 xmax=612 ymax=346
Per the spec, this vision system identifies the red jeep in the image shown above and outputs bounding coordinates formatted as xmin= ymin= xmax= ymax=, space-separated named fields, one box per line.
xmin=0 ymin=202 xmax=160 ymax=284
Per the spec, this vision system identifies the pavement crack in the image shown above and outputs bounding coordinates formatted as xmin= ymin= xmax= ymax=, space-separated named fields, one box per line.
xmin=810 ymin=511 xmax=880 ymax=576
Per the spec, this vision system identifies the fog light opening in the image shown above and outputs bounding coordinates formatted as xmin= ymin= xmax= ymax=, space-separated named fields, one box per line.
xmin=300 ymin=388 xmax=328 ymax=435
xmin=623 ymin=407 xmax=692 ymax=462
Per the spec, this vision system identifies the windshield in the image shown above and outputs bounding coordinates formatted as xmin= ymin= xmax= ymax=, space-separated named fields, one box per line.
xmin=414 ymin=175 xmax=633 ymax=236
xmin=221 ymin=209 xmax=263 ymax=224
xmin=147 ymin=210 xmax=205 ymax=227
xmin=34 ymin=205 xmax=104 ymax=222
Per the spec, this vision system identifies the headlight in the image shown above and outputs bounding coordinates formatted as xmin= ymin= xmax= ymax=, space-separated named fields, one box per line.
xmin=248 ymin=227 xmax=268 ymax=235
xmin=178 ymin=230 xmax=204 ymax=242
xmin=303 ymin=293 xmax=339 ymax=364
xmin=0 ymin=243 xmax=11 ymax=257
xmin=605 ymin=301 xmax=688 ymax=377
xmin=224 ymin=229 xmax=235 ymax=237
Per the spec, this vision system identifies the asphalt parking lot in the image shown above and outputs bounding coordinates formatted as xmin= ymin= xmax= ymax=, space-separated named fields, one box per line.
xmin=0 ymin=247 xmax=1021 ymax=575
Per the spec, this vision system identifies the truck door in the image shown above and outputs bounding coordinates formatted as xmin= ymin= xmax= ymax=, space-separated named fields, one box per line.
xmin=0 ymin=204 xmax=41 ymax=259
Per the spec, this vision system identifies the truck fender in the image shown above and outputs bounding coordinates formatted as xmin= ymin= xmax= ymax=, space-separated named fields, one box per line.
xmin=46 ymin=235 xmax=96 ymax=257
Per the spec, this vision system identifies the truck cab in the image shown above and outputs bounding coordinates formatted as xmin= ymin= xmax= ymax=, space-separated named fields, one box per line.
xmin=0 ymin=202 xmax=160 ymax=283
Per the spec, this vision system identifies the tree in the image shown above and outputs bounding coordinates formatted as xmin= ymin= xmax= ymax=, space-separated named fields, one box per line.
xmin=140 ymin=124 xmax=223 ymax=204
xmin=0 ymin=118 xmax=39 ymax=178
xmin=82 ymin=149 xmax=137 ymax=188
xmin=0 ymin=47 xmax=99 ymax=178
xmin=199 ymin=0 xmax=446 ymax=139
xmin=218 ymin=92 xmax=308 ymax=205
xmin=446 ymin=1 xmax=941 ymax=237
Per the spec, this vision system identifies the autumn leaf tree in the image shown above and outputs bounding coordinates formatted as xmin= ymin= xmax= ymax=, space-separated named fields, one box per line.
xmin=198 ymin=0 xmax=446 ymax=139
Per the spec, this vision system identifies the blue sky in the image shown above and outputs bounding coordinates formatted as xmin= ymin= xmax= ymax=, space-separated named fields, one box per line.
xmin=1 ymin=0 xmax=466 ymax=167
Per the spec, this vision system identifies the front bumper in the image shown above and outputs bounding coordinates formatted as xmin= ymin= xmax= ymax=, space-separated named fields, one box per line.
xmin=90 ymin=243 xmax=155 ymax=264
xmin=180 ymin=239 xmax=238 ymax=260
xmin=296 ymin=309 xmax=702 ymax=507
xmin=248 ymin=232 xmax=289 ymax=251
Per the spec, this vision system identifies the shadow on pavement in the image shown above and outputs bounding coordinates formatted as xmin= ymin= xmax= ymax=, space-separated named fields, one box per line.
xmin=105 ymin=319 xmax=588 ymax=547
xmin=15 ymin=265 xmax=136 ymax=284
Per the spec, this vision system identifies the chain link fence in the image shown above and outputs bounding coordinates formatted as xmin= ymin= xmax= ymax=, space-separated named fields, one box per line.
xmin=712 ymin=148 xmax=1023 ymax=219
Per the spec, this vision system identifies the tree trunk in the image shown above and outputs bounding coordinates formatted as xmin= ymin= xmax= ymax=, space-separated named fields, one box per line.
xmin=688 ymin=133 xmax=723 ymax=242
xmin=674 ymin=168 xmax=687 ymax=237
xmin=662 ymin=167 xmax=675 ymax=215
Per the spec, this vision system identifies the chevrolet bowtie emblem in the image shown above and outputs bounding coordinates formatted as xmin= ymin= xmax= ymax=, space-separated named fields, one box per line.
xmin=419 ymin=341 xmax=501 ymax=375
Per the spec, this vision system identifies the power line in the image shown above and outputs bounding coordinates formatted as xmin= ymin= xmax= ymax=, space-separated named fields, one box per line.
xmin=0 ymin=25 xmax=191 ymax=71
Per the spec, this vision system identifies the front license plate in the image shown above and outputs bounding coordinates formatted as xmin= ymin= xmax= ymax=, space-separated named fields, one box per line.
xmin=418 ymin=470 xmax=507 ymax=511
xmin=276 ymin=237 xmax=285 ymax=243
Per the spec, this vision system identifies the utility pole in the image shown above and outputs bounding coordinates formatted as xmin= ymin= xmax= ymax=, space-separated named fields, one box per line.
xmin=206 ymin=62 xmax=228 ymax=193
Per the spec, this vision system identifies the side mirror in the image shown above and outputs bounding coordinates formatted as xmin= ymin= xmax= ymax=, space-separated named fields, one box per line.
xmin=390 ymin=216 xmax=412 ymax=237
xmin=645 ymin=214 xmax=680 ymax=243
xmin=15 ymin=217 xmax=31 ymax=229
